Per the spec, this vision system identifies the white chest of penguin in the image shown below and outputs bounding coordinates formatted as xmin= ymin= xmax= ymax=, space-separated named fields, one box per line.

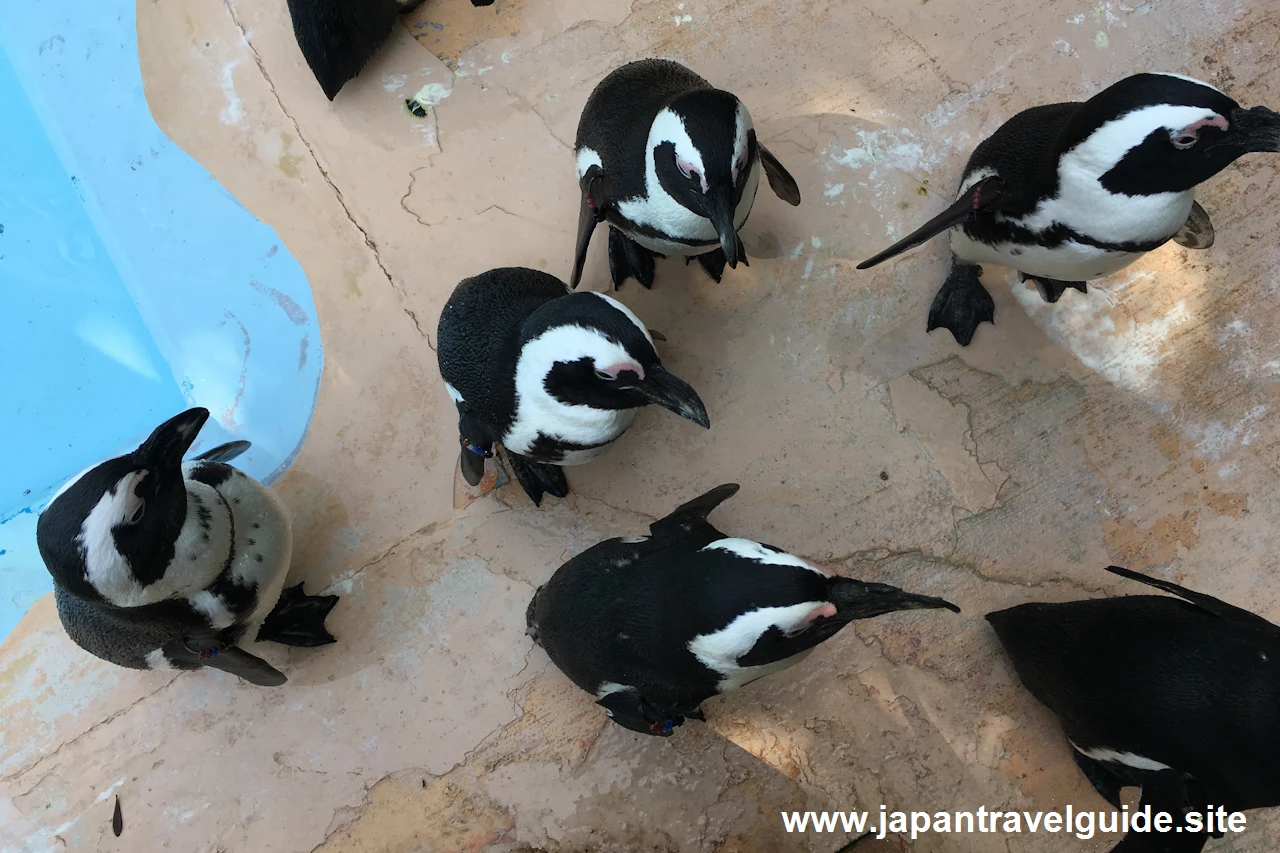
xmin=179 ymin=466 xmax=293 ymax=628
xmin=505 ymin=400 xmax=639 ymax=464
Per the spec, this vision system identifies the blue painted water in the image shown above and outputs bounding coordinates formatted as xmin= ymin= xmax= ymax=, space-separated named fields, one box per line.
xmin=0 ymin=2 xmax=323 ymax=640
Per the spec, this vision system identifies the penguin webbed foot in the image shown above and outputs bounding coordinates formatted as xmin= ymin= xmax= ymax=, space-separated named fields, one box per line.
xmin=257 ymin=583 xmax=339 ymax=647
xmin=692 ymin=240 xmax=748 ymax=283
xmin=505 ymin=452 xmax=569 ymax=506
xmin=1019 ymin=272 xmax=1087 ymax=304
xmin=607 ymin=228 xmax=658 ymax=289
xmin=928 ymin=261 xmax=995 ymax=346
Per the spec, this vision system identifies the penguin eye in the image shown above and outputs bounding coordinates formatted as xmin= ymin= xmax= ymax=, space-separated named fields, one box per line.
xmin=595 ymin=370 xmax=616 ymax=381
xmin=1171 ymin=133 xmax=1199 ymax=150
xmin=676 ymin=157 xmax=698 ymax=180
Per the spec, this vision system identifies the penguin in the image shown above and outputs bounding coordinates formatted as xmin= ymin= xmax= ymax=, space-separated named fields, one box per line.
xmin=988 ymin=565 xmax=1280 ymax=852
xmin=525 ymin=483 xmax=960 ymax=736
xmin=35 ymin=408 xmax=338 ymax=686
xmin=571 ymin=59 xmax=802 ymax=290
xmin=436 ymin=267 xmax=710 ymax=506
xmin=286 ymin=0 xmax=495 ymax=102
xmin=857 ymin=73 xmax=1280 ymax=345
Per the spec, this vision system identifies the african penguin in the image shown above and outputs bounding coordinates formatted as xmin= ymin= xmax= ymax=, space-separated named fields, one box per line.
xmin=526 ymin=484 xmax=960 ymax=736
xmin=36 ymin=408 xmax=338 ymax=686
xmin=286 ymin=0 xmax=494 ymax=101
xmin=988 ymin=566 xmax=1280 ymax=851
xmin=571 ymin=59 xmax=802 ymax=290
xmin=436 ymin=267 xmax=710 ymax=505
xmin=858 ymin=73 xmax=1280 ymax=345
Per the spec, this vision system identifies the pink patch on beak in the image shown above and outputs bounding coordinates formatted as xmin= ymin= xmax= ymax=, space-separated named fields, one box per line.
xmin=1185 ymin=114 xmax=1230 ymax=134
xmin=599 ymin=362 xmax=644 ymax=380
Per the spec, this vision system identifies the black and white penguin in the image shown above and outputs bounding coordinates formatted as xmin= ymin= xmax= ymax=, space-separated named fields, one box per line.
xmin=858 ymin=73 xmax=1280 ymax=345
xmin=36 ymin=408 xmax=338 ymax=686
xmin=988 ymin=566 xmax=1280 ymax=852
xmin=436 ymin=267 xmax=710 ymax=505
xmin=286 ymin=0 xmax=495 ymax=101
xmin=526 ymin=484 xmax=960 ymax=736
xmin=571 ymin=59 xmax=802 ymax=290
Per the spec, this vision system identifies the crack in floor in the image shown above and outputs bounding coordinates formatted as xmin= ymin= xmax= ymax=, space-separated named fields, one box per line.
xmin=221 ymin=0 xmax=427 ymax=340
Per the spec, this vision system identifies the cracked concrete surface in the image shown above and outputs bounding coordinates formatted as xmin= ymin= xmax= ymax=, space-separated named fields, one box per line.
xmin=3 ymin=0 xmax=1280 ymax=850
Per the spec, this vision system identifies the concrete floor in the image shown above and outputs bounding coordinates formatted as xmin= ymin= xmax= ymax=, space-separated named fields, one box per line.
xmin=4 ymin=0 xmax=1280 ymax=850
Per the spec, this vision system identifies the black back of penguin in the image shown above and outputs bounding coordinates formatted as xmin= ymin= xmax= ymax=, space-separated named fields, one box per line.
xmin=436 ymin=267 xmax=572 ymax=448
xmin=987 ymin=573 xmax=1280 ymax=812
xmin=286 ymin=0 xmax=408 ymax=101
xmin=529 ymin=484 xmax=959 ymax=731
xmin=287 ymin=0 xmax=495 ymax=101
xmin=576 ymin=60 xmax=717 ymax=200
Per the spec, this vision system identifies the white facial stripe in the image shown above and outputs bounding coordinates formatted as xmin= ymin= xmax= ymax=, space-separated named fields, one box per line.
xmin=1070 ymin=741 xmax=1172 ymax=772
xmin=702 ymin=537 xmax=832 ymax=577
xmin=651 ymin=108 xmax=705 ymax=175
xmin=576 ymin=146 xmax=603 ymax=180
xmin=586 ymin=291 xmax=653 ymax=345
xmin=688 ymin=603 xmax=826 ymax=691
xmin=504 ymin=324 xmax=640 ymax=459
xmin=1067 ymin=104 xmax=1222 ymax=174
xmin=444 ymin=382 xmax=465 ymax=404
xmin=145 ymin=648 xmax=174 ymax=670
xmin=1150 ymin=72 xmax=1225 ymax=96
xmin=80 ymin=480 xmax=231 ymax=606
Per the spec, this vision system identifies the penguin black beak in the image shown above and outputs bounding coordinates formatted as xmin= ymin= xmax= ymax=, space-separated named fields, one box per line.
xmin=1230 ymin=106 xmax=1280 ymax=153
xmin=632 ymin=365 xmax=710 ymax=429
xmin=138 ymin=407 xmax=210 ymax=468
xmin=829 ymin=579 xmax=961 ymax=619
xmin=704 ymin=185 xmax=742 ymax=268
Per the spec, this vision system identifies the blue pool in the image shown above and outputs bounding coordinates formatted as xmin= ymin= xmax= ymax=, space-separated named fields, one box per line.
xmin=0 ymin=1 xmax=322 ymax=639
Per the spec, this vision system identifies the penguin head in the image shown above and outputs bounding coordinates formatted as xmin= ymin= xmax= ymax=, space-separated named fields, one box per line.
xmin=36 ymin=408 xmax=210 ymax=599
xmin=689 ymin=540 xmax=960 ymax=676
xmin=518 ymin=292 xmax=710 ymax=427
xmin=649 ymin=89 xmax=756 ymax=264
xmin=1063 ymin=73 xmax=1280 ymax=195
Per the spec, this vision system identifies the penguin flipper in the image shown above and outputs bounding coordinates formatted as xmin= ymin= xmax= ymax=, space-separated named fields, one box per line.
xmin=571 ymin=166 xmax=610 ymax=288
xmin=459 ymin=447 xmax=487 ymax=487
xmin=1104 ymin=566 xmax=1276 ymax=629
xmin=256 ymin=583 xmax=339 ymax=647
xmin=649 ymin=483 xmax=740 ymax=540
xmin=1020 ymin=273 xmax=1087 ymax=304
xmin=165 ymin=639 xmax=288 ymax=686
xmin=758 ymin=144 xmax=801 ymax=206
xmin=505 ymin=452 xmax=569 ymax=506
xmin=607 ymin=228 xmax=658 ymax=289
xmin=857 ymin=175 xmax=1007 ymax=270
xmin=928 ymin=261 xmax=995 ymax=346
xmin=1172 ymin=200 xmax=1215 ymax=250
xmin=192 ymin=440 xmax=251 ymax=463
